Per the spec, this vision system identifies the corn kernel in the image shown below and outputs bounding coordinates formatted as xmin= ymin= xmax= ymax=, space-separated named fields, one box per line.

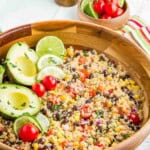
xmin=50 ymin=136 xmax=57 ymax=143
xmin=73 ymin=142 xmax=79 ymax=147
xmin=133 ymin=94 xmax=140 ymax=99
xmin=129 ymin=80 xmax=135 ymax=85
xmin=107 ymin=101 xmax=112 ymax=107
xmin=33 ymin=143 xmax=38 ymax=150
xmin=60 ymin=95 xmax=68 ymax=102
xmin=112 ymin=142 xmax=117 ymax=146
xmin=57 ymin=132 xmax=63 ymax=139
xmin=67 ymin=46 xmax=74 ymax=57
xmin=127 ymin=85 xmax=132 ymax=90
xmin=115 ymin=127 xmax=120 ymax=132
xmin=106 ymin=76 xmax=112 ymax=81
xmin=65 ymin=74 xmax=71 ymax=81
xmin=133 ymin=85 xmax=140 ymax=90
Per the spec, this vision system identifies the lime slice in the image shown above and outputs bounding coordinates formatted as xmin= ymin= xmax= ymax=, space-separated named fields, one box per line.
xmin=84 ymin=2 xmax=99 ymax=19
xmin=80 ymin=0 xmax=93 ymax=11
xmin=36 ymin=36 xmax=66 ymax=58
xmin=37 ymin=54 xmax=63 ymax=71
xmin=37 ymin=66 xmax=65 ymax=81
xmin=35 ymin=113 xmax=50 ymax=133
xmin=118 ymin=0 xmax=125 ymax=8
xmin=13 ymin=115 xmax=42 ymax=135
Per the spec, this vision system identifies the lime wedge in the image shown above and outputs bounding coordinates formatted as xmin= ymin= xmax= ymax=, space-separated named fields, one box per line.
xmin=118 ymin=0 xmax=125 ymax=8
xmin=80 ymin=0 xmax=93 ymax=11
xmin=84 ymin=2 xmax=99 ymax=19
xmin=13 ymin=115 xmax=42 ymax=135
xmin=35 ymin=113 xmax=50 ymax=133
xmin=37 ymin=66 xmax=65 ymax=81
xmin=36 ymin=36 xmax=66 ymax=58
xmin=37 ymin=54 xmax=63 ymax=71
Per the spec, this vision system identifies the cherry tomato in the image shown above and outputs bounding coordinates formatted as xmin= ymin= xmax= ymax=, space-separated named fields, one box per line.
xmin=128 ymin=112 xmax=140 ymax=125
xmin=104 ymin=2 xmax=118 ymax=16
xmin=80 ymin=105 xmax=92 ymax=119
xmin=93 ymin=0 xmax=105 ymax=14
xmin=101 ymin=14 xmax=112 ymax=19
xmin=32 ymin=83 xmax=45 ymax=97
xmin=113 ymin=7 xmax=124 ymax=17
xmin=42 ymin=75 xmax=57 ymax=90
xmin=19 ymin=124 xmax=39 ymax=142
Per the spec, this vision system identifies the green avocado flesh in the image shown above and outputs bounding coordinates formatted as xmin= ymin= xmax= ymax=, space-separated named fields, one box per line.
xmin=0 ymin=84 xmax=41 ymax=118
xmin=6 ymin=42 xmax=38 ymax=86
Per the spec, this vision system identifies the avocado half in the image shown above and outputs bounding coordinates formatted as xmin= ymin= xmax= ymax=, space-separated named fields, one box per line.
xmin=0 ymin=84 xmax=41 ymax=118
xmin=6 ymin=42 xmax=38 ymax=86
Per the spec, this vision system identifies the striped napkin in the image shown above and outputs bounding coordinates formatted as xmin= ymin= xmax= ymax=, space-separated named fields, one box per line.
xmin=117 ymin=16 xmax=150 ymax=55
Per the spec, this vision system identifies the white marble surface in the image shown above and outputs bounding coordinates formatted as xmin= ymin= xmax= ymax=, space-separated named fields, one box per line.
xmin=0 ymin=0 xmax=150 ymax=149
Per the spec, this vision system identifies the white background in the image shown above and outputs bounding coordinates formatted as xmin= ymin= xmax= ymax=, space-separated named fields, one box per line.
xmin=0 ymin=0 xmax=150 ymax=31
xmin=0 ymin=0 xmax=150 ymax=149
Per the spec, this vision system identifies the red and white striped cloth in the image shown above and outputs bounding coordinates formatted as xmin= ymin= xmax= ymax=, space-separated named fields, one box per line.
xmin=117 ymin=16 xmax=150 ymax=55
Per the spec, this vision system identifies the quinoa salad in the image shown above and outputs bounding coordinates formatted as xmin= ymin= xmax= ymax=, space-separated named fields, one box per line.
xmin=0 ymin=36 xmax=144 ymax=150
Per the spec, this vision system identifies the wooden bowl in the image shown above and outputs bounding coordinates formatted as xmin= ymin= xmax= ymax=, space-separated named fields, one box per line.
xmin=78 ymin=0 xmax=130 ymax=30
xmin=0 ymin=20 xmax=150 ymax=150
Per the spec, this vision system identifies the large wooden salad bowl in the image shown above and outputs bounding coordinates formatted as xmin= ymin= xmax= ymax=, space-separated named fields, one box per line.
xmin=0 ymin=21 xmax=150 ymax=150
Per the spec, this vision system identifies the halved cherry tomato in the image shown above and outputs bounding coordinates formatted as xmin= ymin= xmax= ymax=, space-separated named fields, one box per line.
xmin=93 ymin=0 xmax=105 ymax=14
xmin=104 ymin=2 xmax=118 ymax=16
xmin=42 ymin=75 xmax=57 ymax=90
xmin=78 ymin=56 xmax=87 ymax=65
xmin=89 ymin=89 xmax=96 ymax=97
xmin=32 ymin=83 xmax=45 ymax=97
xmin=80 ymin=105 xmax=92 ymax=119
xmin=113 ymin=7 xmax=124 ymax=17
xmin=19 ymin=124 xmax=39 ymax=142
xmin=128 ymin=112 xmax=140 ymax=125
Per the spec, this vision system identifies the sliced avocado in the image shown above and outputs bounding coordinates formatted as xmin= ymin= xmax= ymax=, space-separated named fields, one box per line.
xmin=0 ymin=84 xmax=41 ymax=118
xmin=0 ymin=65 xmax=5 ymax=83
xmin=6 ymin=42 xmax=38 ymax=86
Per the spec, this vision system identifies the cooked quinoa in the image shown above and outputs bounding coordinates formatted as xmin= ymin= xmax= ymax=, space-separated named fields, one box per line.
xmin=0 ymin=47 xmax=144 ymax=150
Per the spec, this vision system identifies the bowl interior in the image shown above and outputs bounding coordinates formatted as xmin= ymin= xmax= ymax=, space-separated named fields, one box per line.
xmin=0 ymin=21 xmax=150 ymax=150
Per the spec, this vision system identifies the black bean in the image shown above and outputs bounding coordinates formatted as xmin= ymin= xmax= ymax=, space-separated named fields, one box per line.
xmin=72 ymin=67 xmax=76 ymax=72
xmin=111 ymin=96 xmax=118 ymax=102
xmin=85 ymin=99 xmax=92 ymax=103
xmin=41 ymin=108 xmax=47 ymax=115
xmin=99 ymin=55 xmax=106 ymax=61
xmin=73 ymin=105 xmax=79 ymax=111
xmin=96 ymin=91 xmax=101 ymax=95
xmin=38 ymin=138 xmax=45 ymax=144
xmin=83 ymin=65 xmax=88 ymax=69
xmin=122 ymin=74 xmax=130 ymax=80
xmin=103 ymin=69 xmax=108 ymax=77
xmin=75 ymin=52 xmax=80 ymax=57
xmin=47 ymin=101 xmax=53 ymax=109
xmin=43 ymin=145 xmax=53 ymax=150
xmin=88 ymin=73 xmax=94 ymax=79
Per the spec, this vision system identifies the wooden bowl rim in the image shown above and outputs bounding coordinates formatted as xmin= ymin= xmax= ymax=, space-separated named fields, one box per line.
xmin=0 ymin=20 xmax=150 ymax=150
